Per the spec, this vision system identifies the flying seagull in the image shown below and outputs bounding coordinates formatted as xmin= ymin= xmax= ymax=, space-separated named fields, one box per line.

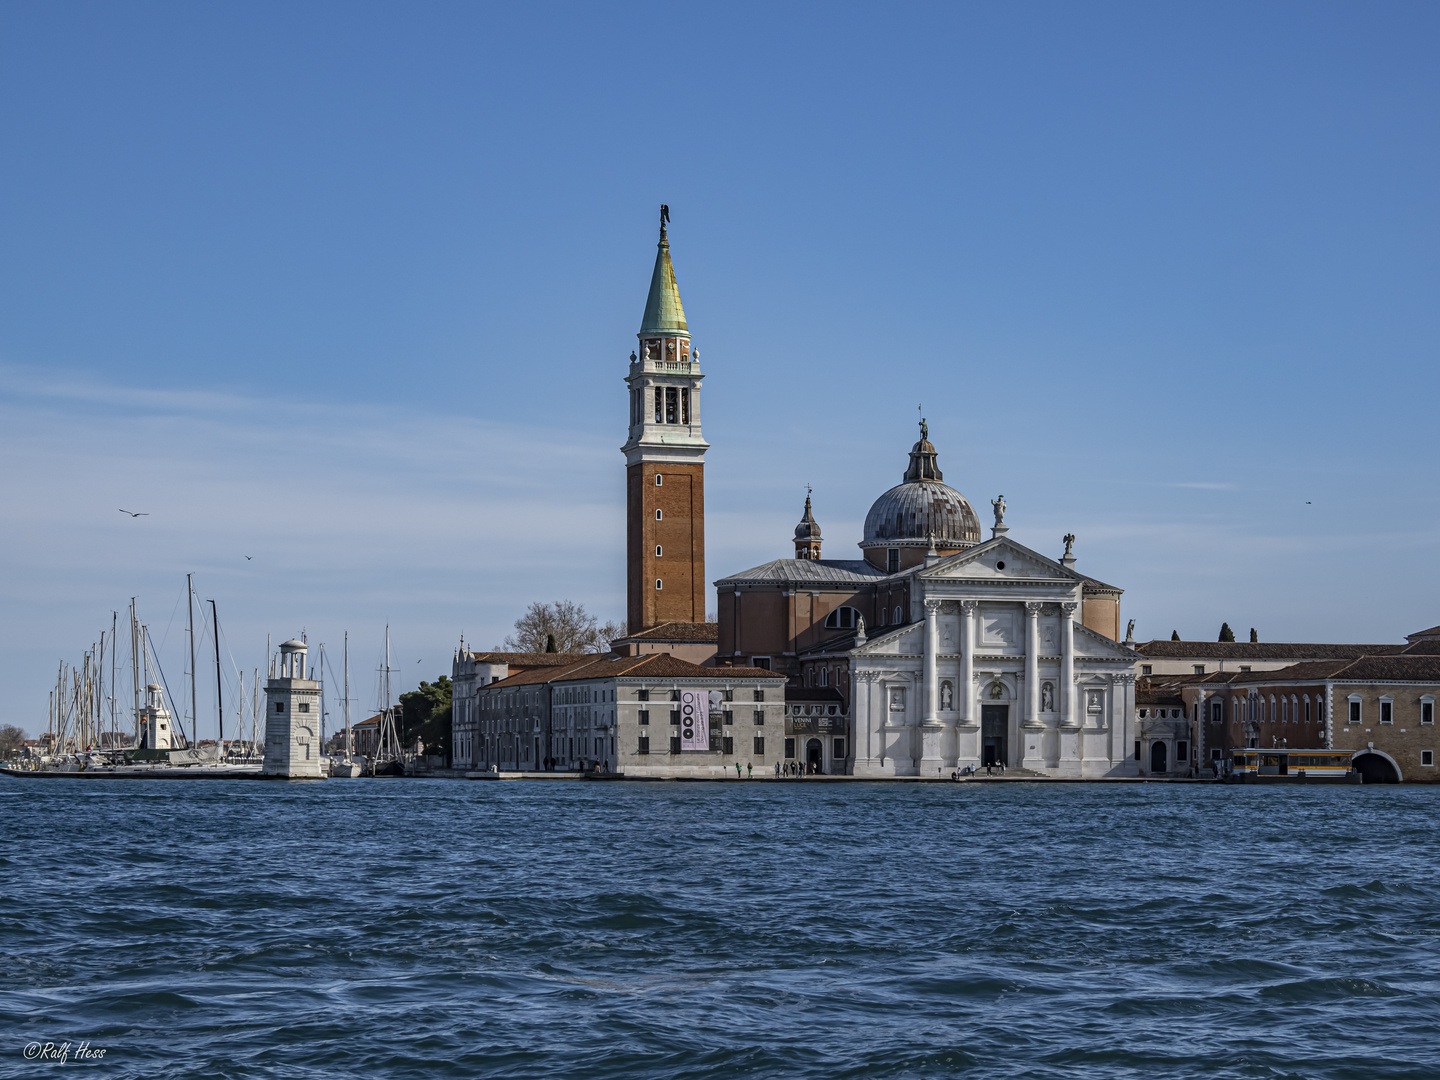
xmin=118 ymin=509 xmax=149 ymax=517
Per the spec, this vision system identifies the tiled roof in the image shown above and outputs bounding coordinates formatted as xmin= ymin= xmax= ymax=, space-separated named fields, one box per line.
xmin=485 ymin=653 xmax=783 ymax=690
xmin=1135 ymin=640 xmax=1404 ymax=660
xmin=617 ymin=622 xmax=718 ymax=643
xmin=784 ymin=686 xmax=846 ymax=704
xmin=463 ymin=651 xmax=596 ymax=666
xmin=716 ymin=558 xmax=889 ymax=586
xmin=1136 ymin=685 xmax=1186 ymax=706
xmin=1406 ymin=624 xmax=1440 ymax=642
xmin=1233 ymin=656 xmax=1440 ymax=683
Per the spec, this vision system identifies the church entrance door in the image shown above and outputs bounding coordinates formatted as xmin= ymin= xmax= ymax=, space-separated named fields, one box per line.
xmin=981 ymin=705 xmax=1008 ymax=767
xmin=1150 ymin=741 xmax=1167 ymax=774
xmin=806 ymin=738 xmax=823 ymax=774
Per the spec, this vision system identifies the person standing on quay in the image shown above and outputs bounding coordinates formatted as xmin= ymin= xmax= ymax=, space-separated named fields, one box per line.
xmin=735 ymin=762 xmax=742 ymax=779
xmin=747 ymin=762 xmax=753 ymax=779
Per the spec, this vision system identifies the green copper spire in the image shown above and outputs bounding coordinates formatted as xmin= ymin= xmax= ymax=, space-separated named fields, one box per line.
xmin=640 ymin=210 xmax=688 ymax=336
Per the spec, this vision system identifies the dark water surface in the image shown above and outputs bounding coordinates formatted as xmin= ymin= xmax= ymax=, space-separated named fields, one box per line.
xmin=3 ymin=779 xmax=1438 ymax=1079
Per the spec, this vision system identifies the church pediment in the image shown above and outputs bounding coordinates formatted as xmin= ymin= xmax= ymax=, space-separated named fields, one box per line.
xmin=917 ymin=538 xmax=1078 ymax=583
xmin=1073 ymin=623 xmax=1141 ymax=661
xmin=852 ymin=622 xmax=922 ymax=656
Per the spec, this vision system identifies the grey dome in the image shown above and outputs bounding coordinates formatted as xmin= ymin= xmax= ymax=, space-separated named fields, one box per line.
xmin=860 ymin=423 xmax=981 ymax=549
xmin=862 ymin=481 xmax=981 ymax=548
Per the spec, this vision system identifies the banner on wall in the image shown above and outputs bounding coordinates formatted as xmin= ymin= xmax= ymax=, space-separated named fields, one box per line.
xmin=679 ymin=689 xmax=710 ymax=751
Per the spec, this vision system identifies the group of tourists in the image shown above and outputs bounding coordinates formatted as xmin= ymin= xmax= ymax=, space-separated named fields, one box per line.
xmin=950 ymin=760 xmax=1007 ymax=780
xmin=774 ymin=760 xmax=819 ymax=777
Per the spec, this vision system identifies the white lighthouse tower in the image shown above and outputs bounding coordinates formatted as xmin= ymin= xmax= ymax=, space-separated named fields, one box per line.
xmin=262 ymin=638 xmax=325 ymax=779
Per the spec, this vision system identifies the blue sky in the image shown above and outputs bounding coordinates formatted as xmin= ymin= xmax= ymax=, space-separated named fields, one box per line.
xmin=2 ymin=2 xmax=1437 ymax=736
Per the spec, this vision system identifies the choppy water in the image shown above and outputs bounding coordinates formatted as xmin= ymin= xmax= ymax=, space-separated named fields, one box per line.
xmin=3 ymin=778 xmax=1439 ymax=1079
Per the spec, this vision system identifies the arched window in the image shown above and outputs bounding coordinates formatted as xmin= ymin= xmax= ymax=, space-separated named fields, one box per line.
xmin=819 ymin=668 xmax=828 ymax=686
xmin=655 ymin=508 xmax=663 ymax=520
xmin=824 ymin=606 xmax=862 ymax=629
xmin=655 ymin=579 xmax=663 ymax=590
xmin=655 ymin=545 xmax=663 ymax=557
xmin=894 ymin=606 xmax=903 ymax=625
xmin=655 ymin=473 xmax=663 ymax=486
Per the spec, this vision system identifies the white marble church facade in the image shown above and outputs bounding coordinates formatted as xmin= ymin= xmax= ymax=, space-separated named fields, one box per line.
xmin=850 ymin=537 xmax=1140 ymax=778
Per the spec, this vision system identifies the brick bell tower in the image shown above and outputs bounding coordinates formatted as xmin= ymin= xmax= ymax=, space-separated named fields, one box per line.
xmin=622 ymin=206 xmax=708 ymax=632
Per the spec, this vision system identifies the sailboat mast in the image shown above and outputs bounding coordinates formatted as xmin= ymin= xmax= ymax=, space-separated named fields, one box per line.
xmin=187 ymin=574 xmax=198 ymax=748
xmin=252 ymin=668 xmax=260 ymax=754
xmin=110 ymin=612 xmax=117 ymax=745
xmin=210 ymin=599 xmax=224 ymax=753
xmin=129 ymin=599 xmax=141 ymax=739
xmin=343 ymin=631 xmax=351 ymax=760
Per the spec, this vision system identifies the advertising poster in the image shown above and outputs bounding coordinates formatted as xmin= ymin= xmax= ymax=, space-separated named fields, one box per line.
xmin=679 ymin=689 xmax=710 ymax=751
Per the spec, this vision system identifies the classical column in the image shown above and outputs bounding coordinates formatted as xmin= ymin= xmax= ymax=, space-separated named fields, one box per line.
xmin=1024 ymin=602 xmax=1042 ymax=726
xmin=960 ymin=600 xmax=977 ymax=726
xmin=1060 ymin=602 xmax=1076 ymax=727
xmin=924 ymin=600 xmax=941 ymax=724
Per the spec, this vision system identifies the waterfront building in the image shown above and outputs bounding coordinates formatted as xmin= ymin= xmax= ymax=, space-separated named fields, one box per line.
xmin=1136 ymin=623 xmax=1440 ymax=782
xmin=466 ymin=653 xmax=782 ymax=775
xmin=451 ymin=650 xmax=595 ymax=769
xmin=715 ymin=428 xmax=1140 ymax=778
xmin=783 ymin=685 xmax=850 ymax=774
xmin=262 ymin=638 xmax=325 ymax=779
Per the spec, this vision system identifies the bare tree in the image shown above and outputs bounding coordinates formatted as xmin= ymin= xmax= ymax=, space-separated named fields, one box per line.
xmin=0 ymin=724 xmax=25 ymax=758
xmin=504 ymin=602 xmax=624 ymax=654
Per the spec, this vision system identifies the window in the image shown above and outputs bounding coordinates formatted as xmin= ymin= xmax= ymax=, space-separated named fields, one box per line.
xmin=1239 ymin=666 xmax=1251 ymax=672
xmin=299 ymin=703 xmax=310 ymax=713
xmin=1379 ymin=698 xmax=1393 ymax=725
xmin=818 ymin=668 xmax=828 ymax=687
xmin=637 ymin=689 xmax=649 ymax=702
xmin=655 ymin=473 xmax=663 ymax=486
xmin=721 ymin=736 xmax=734 ymax=754
xmin=825 ymin=606 xmax=862 ymax=629
xmin=723 ymin=689 xmax=734 ymax=702
xmin=752 ymin=657 xmax=771 ymax=671
xmin=653 ymin=386 xmax=662 ymax=422
xmin=655 ymin=545 xmax=663 ymax=557
xmin=1139 ymin=709 xmax=1148 ymax=719
xmin=275 ymin=702 xmax=285 ymax=714
xmin=669 ymin=736 xmax=681 ymax=754
xmin=754 ymin=710 xmax=765 ymax=726
xmin=1423 ymin=750 xmax=1434 ymax=767
xmin=833 ymin=738 xmax=846 ymax=759
xmin=681 ymin=388 xmax=690 ymax=424
xmin=655 ymin=508 xmax=663 ymax=520
xmin=1304 ymin=697 xmax=1311 ymax=723
xmin=1211 ymin=747 xmax=1222 ymax=761
xmin=1210 ymin=701 xmax=1223 ymax=724
xmin=887 ymin=549 xmax=900 ymax=573
xmin=723 ymin=710 xmax=734 ymax=725
xmin=784 ymin=737 xmax=795 ymax=759
xmin=753 ymin=736 xmax=765 ymax=756
xmin=638 ymin=737 xmax=650 ymax=755
xmin=665 ymin=386 xmax=678 ymax=423
xmin=670 ymin=710 xmax=681 ymax=725
xmin=1141 ymin=665 xmax=1152 ymax=676
xmin=655 ymin=579 xmax=663 ymax=590
xmin=1423 ymin=698 xmax=1434 ymax=725
xmin=1348 ymin=698 xmax=1361 ymax=726
xmin=1176 ymin=741 xmax=1188 ymax=762
xmin=1193 ymin=665 xmax=1205 ymax=675
xmin=638 ymin=710 xmax=650 ymax=726
xmin=670 ymin=689 xmax=681 ymax=701
xmin=1134 ymin=741 xmax=1141 ymax=760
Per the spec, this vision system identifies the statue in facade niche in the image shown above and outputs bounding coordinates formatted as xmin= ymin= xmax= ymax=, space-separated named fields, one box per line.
xmin=1041 ymin=682 xmax=1054 ymax=712
xmin=940 ymin=681 xmax=953 ymax=711
xmin=991 ymin=495 xmax=1006 ymax=527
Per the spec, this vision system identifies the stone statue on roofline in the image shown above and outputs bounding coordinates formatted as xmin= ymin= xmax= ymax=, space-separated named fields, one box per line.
xmin=991 ymin=495 xmax=1006 ymax=527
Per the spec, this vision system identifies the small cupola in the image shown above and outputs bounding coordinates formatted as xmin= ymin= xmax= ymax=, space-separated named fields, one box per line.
xmin=793 ymin=492 xmax=823 ymax=560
